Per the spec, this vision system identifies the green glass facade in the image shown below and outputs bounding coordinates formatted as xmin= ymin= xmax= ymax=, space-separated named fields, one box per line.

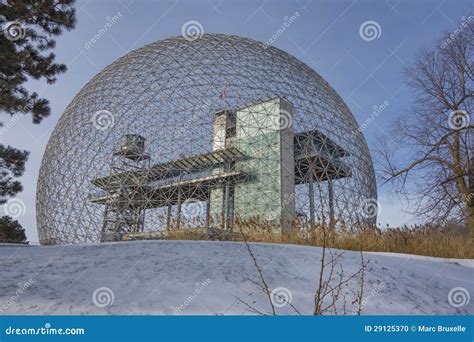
xmin=210 ymin=97 xmax=295 ymax=230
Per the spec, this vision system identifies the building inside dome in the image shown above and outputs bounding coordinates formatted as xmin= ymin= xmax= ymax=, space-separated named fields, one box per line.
xmin=36 ymin=34 xmax=377 ymax=245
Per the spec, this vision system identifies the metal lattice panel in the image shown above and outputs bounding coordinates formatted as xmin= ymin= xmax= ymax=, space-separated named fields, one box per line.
xmin=36 ymin=34 xmax=377 ymax=245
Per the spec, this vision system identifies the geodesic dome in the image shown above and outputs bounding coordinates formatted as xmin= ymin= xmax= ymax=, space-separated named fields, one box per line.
xmin=36 ymin=34 xmax=377 ymax=245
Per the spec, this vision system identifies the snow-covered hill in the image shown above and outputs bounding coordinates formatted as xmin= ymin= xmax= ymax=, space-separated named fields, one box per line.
xmin=0 ymin=240 xmax=472 ymax=315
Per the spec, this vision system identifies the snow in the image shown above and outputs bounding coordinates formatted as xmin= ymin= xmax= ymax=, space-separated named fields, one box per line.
xmin=0 ymin=240 xmax=472 ymax=315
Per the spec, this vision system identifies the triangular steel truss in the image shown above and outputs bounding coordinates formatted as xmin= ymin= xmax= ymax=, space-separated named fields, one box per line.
xmin=36 ymin=34 xmax=377 ymax=245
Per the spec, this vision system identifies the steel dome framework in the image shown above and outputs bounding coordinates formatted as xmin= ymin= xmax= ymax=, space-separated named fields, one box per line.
xmin=36 ymin=34 xmax=377 ymax=245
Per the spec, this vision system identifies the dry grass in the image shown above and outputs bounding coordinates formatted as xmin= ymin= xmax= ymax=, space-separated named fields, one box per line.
xmin=165 ymin=229 xmax=208 ymax=240
xmin=163 ymin=218 xmax=473 ymax=259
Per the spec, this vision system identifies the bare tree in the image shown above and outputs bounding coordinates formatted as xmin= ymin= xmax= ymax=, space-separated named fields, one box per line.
xmin=378 ymin=20 xmax=473 ymax=235
xmin=313 ymin=223 xmax=366 ymax=315
xmin=236 ymin=227 xmax=301 ymax=315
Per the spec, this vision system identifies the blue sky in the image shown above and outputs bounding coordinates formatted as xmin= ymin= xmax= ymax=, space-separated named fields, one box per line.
xmin=1 ymin=0 xmax=472 ymax=242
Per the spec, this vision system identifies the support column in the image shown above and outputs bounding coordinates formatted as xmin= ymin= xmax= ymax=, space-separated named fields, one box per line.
xmin=308 ymin=173 xmax=315 ymax=224
xmin=100 ymin=206 xmax=109 ymax=242
xmin=140 ymin=209 xmax=145 ymax=232
xmin=328 ymin=179 xmax=334 ymax=228
xmin=205 ymin=197 xmax=211 ymax=229
xmin=132 ymin=207 xmax=144 ymax=233
xmin=166 ymin=203 xmax=172 ymax=230
xmin=223 ymin=184 xmax=230 ymax=230
xmin=176 ymin=189 xmax=182 ymax=229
